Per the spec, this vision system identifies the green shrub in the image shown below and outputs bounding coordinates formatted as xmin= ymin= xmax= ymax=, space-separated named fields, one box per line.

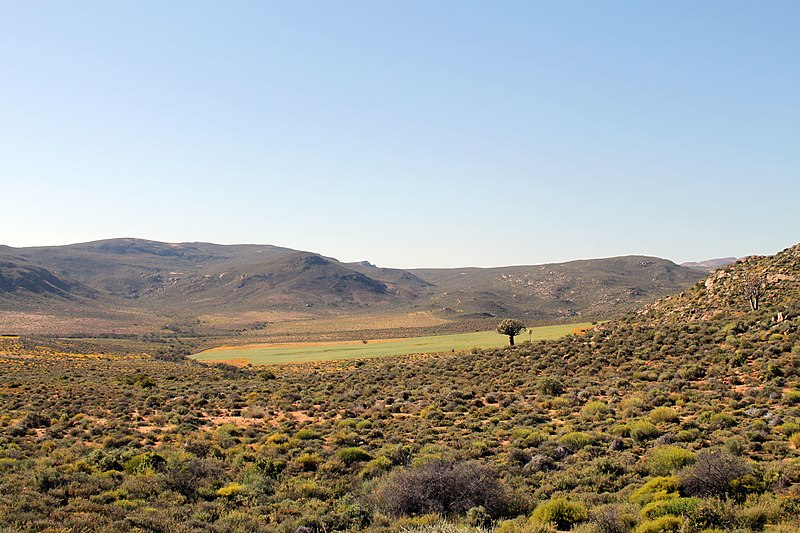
xmin=582 ymin=401 xmax=610 ymax=418
xmin=532 ymin=497 xmax=588 ymax=530
xmin=738 ymin=493 xmax=783 ymax=530
xmin=645 ymin=446 xmax=696 ymax=476
xmin=511 ymin=428 xmax=548 ymax=447
xmin=784 ymin=391 xmax=800 ymax=405
xmin=495 ymin=517 xmax=556 ymax=533
xmin=293 ymin=479 xmax=328 ymax=499
xmin=538 ymin=376 xmax=565 ymax=395
xmin=630 ymin=476 xmax=679 ymax=506
xmin=124 ymin=452 xmax=165 ymax=474
xmin=359 ymin=456 xmax=393 ymax=479
xmin=641 ymin=497 xmax=702 ymax=519
xmin=649 ymin=407 xmax=679 ymax=424
xmin=558 ymin=432 xmax=595 ymax=451
xmin=295 ymin=428 xmax=320 ymax=440
xmin=338 ymin=447 xmax=372 ymax=465
xmin=293 ymin=452 xmax=321 ymax=471
xmin=635 ymin=515 xmax=683 ymax=533
xmin=629 ymin=420 xmax=661 ymax=443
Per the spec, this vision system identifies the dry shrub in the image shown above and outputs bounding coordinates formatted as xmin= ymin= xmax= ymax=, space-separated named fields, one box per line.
xmin=372 ymin=459 xmax=507 ymax=518
xmin=677 ymin=448 xmax=750 ymax=497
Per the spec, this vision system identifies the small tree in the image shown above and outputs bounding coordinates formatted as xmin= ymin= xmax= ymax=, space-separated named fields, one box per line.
xmin=496 ymin=318 xmax=526 ymax=346
xmin=741 ymin=274 xmax=766 ymax=311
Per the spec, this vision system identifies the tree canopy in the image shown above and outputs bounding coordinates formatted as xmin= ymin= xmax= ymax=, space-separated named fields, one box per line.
xmin=496 ymin=318 xmax=526 ymax=346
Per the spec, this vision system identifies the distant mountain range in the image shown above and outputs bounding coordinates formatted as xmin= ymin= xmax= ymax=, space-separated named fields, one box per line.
xmin=0 ymin=238 xmax=707 ymax=334
xmin=680 ymin=257 xmax=738 ymax=272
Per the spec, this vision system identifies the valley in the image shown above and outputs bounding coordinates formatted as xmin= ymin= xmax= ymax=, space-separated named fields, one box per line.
xmin=0 ymin=239 xmax=704 ymax=342
xmin=0 ymin=242 xmax=797 ymax=531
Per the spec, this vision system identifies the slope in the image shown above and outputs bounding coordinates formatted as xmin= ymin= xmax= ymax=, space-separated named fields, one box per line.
xmin=413 ymin=255 xmax=705 ymax=321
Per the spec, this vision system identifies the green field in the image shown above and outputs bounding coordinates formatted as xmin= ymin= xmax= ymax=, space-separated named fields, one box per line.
xmin=191 ymin=322 xmax=592 ymax=365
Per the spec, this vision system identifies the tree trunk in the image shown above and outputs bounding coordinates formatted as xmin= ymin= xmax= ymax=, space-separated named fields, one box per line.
xmin=509 ymin=335 xmax=515 ymax=346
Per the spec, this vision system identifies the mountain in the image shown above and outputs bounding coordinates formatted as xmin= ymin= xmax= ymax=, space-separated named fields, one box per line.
xmin=411 ymin=255 xmax=705 ymax=321
xmin=0 ymin=257 xmax=97 ymax=302
xmin=680 ymin=257 xmax=737 ymax=272
xmin=0 ymin=238 xmax=707 ymax=333
xmin=7 ymin=239 xmax=295 ymax=299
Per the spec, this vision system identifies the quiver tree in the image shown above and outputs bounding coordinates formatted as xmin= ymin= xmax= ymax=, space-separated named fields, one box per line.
xmin=741 ymin=274 xmax=767 ymax=311
xmin=496 ymin=318 xmax=526 ymax=346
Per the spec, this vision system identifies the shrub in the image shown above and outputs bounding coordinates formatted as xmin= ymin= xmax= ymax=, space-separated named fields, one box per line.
xmin=684 ymin=497 xmax=738 ymax=531
xmin=649 ymin=407 xmax=679 ymax=424
xmin=538 ymin=376 xmax=565 ymax=395
xmin=511 ymin=428 xmax=548 ymax=448
xmin=582 ymin=401 xmax=610 ymax=418
xmin=677 ymin=448 xmax=750 ymax=497
xmin=373 ymin=459 xmax=507 ymax=518
xmin=338 ymin=447 xmax=372 ymax=465
xmin=738 ymin=493 xmax=783 ymax=530
xmin=784 ymin=391 xmax=800 ymax=405
xmin=645 ymin=446 xmax=696 ymax=476
xmin=591 ymin=503 xmax=637 ymax=533
xmin=124 ymin=452 xmax=166 ymax=474
xmin=359 ymin=456 xmax=393 ymax=479
xmin=629 ymin=420 xmax=661 ymax=443
xmin=635 ymin=515 xmax=683 ymax=533
xmin=531 ymin=497 xmax=588 ymax=530
xmin=295 ymin=428 xmax=320 ymax=440
xmin=293 ymin=452 xmax=321 ymax=472
xmin=558 ymin=432 xmax=595 ymax=452
xmin=495 ymin=516 xmax=556 ymax=533
xmin=216 ymin=482 xmax=244 ymax=498
xmin=641 ymin=497 xmax=702 ymax=519
xmin=630 ymin=476 xmax=679 ymax=506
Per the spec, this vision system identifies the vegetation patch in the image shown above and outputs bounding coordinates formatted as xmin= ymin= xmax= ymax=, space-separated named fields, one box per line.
xmin=192 ymin=323 xmax=591 ymax=364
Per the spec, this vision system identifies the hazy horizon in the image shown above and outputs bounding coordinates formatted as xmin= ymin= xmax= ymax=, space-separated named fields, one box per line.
xmin=2 ymin=2 xmax=798 ymax=268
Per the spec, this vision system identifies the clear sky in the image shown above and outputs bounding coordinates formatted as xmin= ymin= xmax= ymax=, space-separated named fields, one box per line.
xmin=1 ymin=1 xmax=798 ymax=268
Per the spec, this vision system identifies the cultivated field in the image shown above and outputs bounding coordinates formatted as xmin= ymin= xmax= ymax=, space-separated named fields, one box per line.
xmin=192 ymin=322 xmax=592 ymax=365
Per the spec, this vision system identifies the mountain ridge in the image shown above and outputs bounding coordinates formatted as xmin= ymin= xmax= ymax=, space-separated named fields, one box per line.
xmin=0 ymin=238 xmax=708 ymax=334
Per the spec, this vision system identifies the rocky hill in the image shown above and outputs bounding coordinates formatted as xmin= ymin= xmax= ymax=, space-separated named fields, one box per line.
xmin=637 ymin=243 xmax=800 ymax=324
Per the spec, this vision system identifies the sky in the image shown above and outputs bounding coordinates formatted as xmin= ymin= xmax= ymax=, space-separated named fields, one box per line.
xmin=1 ymin=1 xmax=798 ymax=268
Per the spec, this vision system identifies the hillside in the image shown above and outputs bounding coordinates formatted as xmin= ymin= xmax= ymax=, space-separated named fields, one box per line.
xmin=0 ymin=244 xmax=797 ymax=531
xmin=0 ymin=239 xmax=705 ymax=335
xmin=638 ymin=245 xmax=800 ymax=324
xmin=0 ymin=257 xmax=95 ymax=299
xmin=412 ymin=255 xmax=705 ymax=321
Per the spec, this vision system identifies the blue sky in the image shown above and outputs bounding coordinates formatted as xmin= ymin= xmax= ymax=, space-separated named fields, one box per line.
xmin=1 ymin=1 xmax=798 ymax=268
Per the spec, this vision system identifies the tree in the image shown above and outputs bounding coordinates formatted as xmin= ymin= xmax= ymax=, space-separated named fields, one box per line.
xmin=741 ymin=274 xmax=766 ymax=311
xmin=496 ymin=318 xmax=526 ymax=346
